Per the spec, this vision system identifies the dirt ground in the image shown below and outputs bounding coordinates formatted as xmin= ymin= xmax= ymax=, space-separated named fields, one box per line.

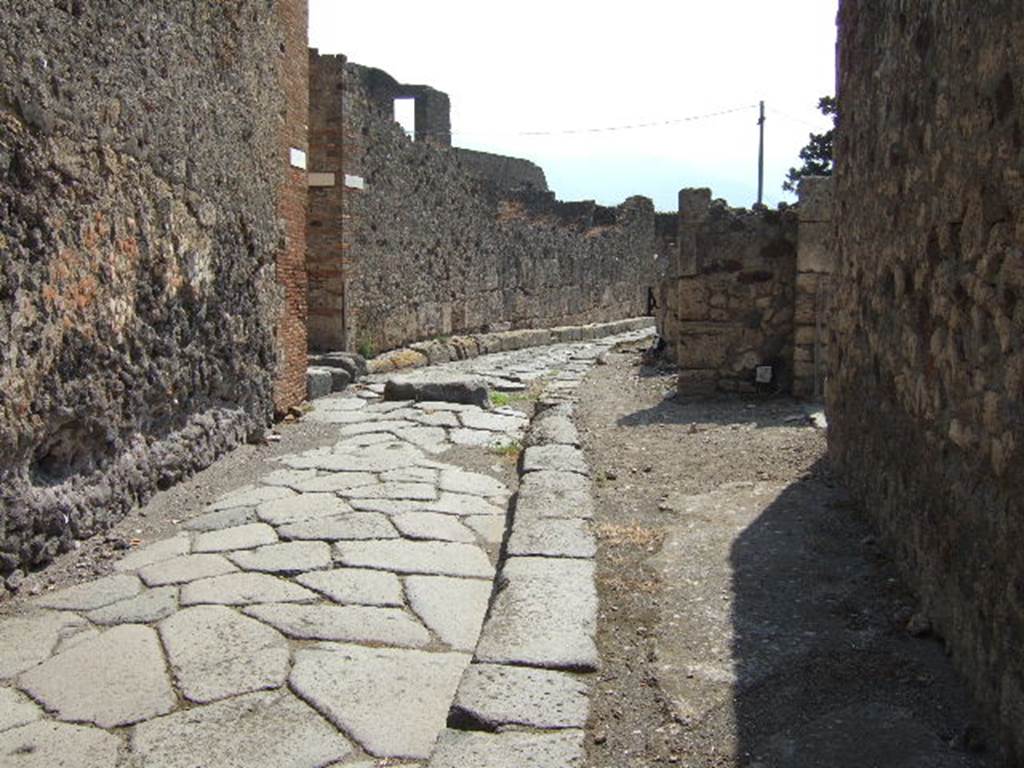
xmin=578 ymin=346 xmax=998 ymax=768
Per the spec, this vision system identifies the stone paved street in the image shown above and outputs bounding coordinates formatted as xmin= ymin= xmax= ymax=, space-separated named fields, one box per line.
xmin=0 ymin=328 xmax=650 ymax=767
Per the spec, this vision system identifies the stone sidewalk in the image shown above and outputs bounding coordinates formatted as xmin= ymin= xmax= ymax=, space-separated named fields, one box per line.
xmin=0 ymin=327 xmax=651 ymax=767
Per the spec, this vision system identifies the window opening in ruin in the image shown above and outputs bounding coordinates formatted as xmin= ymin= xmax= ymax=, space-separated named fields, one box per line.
xmin=394 ymin=98 xmax=416 ymax=140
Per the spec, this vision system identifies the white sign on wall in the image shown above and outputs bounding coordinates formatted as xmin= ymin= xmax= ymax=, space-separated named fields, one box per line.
xmin=344 ymin=174 xmax=366 ymax=190
xmin=289 ymin=148 xmax=307 ymax=170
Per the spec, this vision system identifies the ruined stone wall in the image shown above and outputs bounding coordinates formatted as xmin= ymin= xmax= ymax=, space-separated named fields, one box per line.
xmin=307 ymin=53 xmax=658 ymax=354
xmin=0 ymin=0 xmax=307 ymax=586
xmin=832 ymin=1 xmax=1024 ymax=758
xmin=452 ymin=148 xmax=548 ymax=194
xmin=662 ymin=189 xmax=798 ymax=394
xmin=793 ymin=177 xmax=834 ymax=399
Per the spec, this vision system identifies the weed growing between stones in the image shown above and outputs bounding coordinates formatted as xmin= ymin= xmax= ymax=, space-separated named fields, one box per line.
xmin=489 ymin=392 xmax=512 ymax=408
xmin=490 ymin=440 xmax=522 ymax=461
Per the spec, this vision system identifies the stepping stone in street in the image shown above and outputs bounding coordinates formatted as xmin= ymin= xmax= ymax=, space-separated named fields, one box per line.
xmin=138 ymin=554 xmax=238 ymax=587
xmin=194 ymin=523 xmax=278 ymax=553
xmin=296 ymin=568 xmax=404 ymax=607
xmin=209 ymin=484 xmax=295 ymax=511
xmin=180 ymin=572 xmax=317 ymax=606
xmin=335 ymin=540 xmax=494 ymax=578
xmin=520 ymin=445 xmax=589 ymax=476
xmin=18 ymin=624 xmax=176 ymax=728
xmin=474 ymin=557 xmax=598 ymax=671
xmin=159 ymin=605 xmax=290 ymax=703
xmin=86 ymin=586 xmax=179 ymax=625
xmin=0 ymin=611 xmax=90 ymax=680
xmin=0 ymin=687 xmax=42 ymax=732
xmin=515 ymin=470 xmax=594 ymax=520
xmin=228 ymin=541 xmax=331 ymax=574
xmin=0 ymin=721 xmax=120 ymax=768
xmin=277 ymin=512 xmax=398 ymax=542
xmin=405 ymin=575 xmax=491 ymax=650
xmin=244 ymin=603 xmax=429 ymax=647
xmin=383 ymin=373 xmax=490 ymax=409
xmin=428 ymin=728 xmax=585 ymax=768
xmin=449 ymin=663 xmax=590 ymax=729
xmin=132 ymin=689 xmax=352 ymax=768
xmin=256 ymin=494 xmax=352 ymax=526
xmin=34 ymin=572 xmax=143 ymax=611
xmin=114 ymin=533 xmax=191 ymax=572
xmin=290 ymin=644 xmax=470 ymax=760
xmin=506 ymin=519 xmax=596 ymax=559
xmin=438 ymin=468 xmax=508 ymax=498
xmin=427 ymin=492 xmax=506 ymax=517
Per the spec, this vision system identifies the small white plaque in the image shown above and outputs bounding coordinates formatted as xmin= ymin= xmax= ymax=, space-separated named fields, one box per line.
xmin=289 ymin=147 xmax=307 ymax=170
xmin=308 ymin=172 xmax=336 ymax=187
xmin=755 ymin=365 xmax=773 ymax=384
xmin=344 ymin=174 xmax=365 ymax=190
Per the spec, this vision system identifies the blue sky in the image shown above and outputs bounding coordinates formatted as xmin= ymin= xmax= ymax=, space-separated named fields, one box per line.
xmin=309 ymin=1 xmax=837 ymax=211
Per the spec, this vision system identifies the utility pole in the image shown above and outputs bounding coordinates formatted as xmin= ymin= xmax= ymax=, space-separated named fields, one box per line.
xmin=757 ymin=100 xmax=765 ymax=206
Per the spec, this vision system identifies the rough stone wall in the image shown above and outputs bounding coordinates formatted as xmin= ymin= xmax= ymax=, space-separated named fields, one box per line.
xmin=453 ymin=148 xmax=548 ymax=194
xmin=307 ymin=54 xmax=658 ymax=355
xmin=832 ymin=1 xmax=1024 ymax=759
xmin=792 ymin=177 xmax=834 ymax=399
xmin=0 ymin=1 xmax=306 ymax=584
xmin=662 ymin=189 xmax=798 ymax=394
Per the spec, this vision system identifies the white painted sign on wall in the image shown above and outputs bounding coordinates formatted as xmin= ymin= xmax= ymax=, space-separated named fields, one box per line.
xmin=289 ymin=148 xmax=307 ymax=170
xmin=344 ymin=174 xmax=366 ymax=190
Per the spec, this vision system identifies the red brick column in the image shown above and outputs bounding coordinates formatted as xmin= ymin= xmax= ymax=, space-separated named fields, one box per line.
xmin=273 ymin=0 xmax=310 ymax=414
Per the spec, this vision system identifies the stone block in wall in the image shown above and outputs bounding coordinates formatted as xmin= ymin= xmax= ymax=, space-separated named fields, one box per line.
xmin=679 ymin=188 xmax=712 ymax=224
xmin=794 ymin=273 xmax=821 ymax=325
xmin=797 ymin=222 xmax=836 ymax=274
xmin=676 ymin=279 xmax=709 ymax=321
xmin=676 ymin=325 xmax=731 ymax=369
xmin=797 ymin=176 xmax=833 ymax=222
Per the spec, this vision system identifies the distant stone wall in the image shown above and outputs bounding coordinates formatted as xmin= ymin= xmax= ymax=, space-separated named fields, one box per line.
xmin=307 ymin=53 xmax=659 ymax=354
xmin=452 ymin=148 xmax=548 ymax=194
xmin=661 ymin=189 xmax=798 ymax=394
xmin=793 ymin=177 xmax=834 ymax=398
xmin=832 ymin=1 xmax=1024 ymax=759
xmin=0 ymin=1 xmax=307 ymax=586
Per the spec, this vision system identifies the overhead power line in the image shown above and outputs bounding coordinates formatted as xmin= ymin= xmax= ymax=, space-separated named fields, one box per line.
xmin=514 ymin=104 xmax=760 ymax=137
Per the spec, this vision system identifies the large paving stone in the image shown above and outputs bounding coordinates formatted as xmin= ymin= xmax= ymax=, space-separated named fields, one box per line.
xmin=0 ymin=687 xmax=42 ymax=732
xmin=277 ymin=512 xmax=398 ymax=541
xmin=86 ymin=586 xmax=179 ymax=625
xmin=427 ymin=492 xmax=506 ymax=517
xmin=257 ymin=468 xmax=319 ymax=489
xmin=138 ymin=554 xmax=238 ymax=586
xmin=460 ymin=410 xmax=525 ymax=433
xmin=521 ymin=444 xmax=589 ymax=476
xmin=290 ymin=644 xmax=470 ymax=759
xmin=0 ymin=611 xmax=89 ymax=679
xmin=0 ymin=721 xmax=121 ymax=767
xmin=382 ymin=466 xmax=438 ymax=483
xmin=183 ymin=507 xmax=257 ymax=532
xmin=464 ymin=516 xmax=507 ymax=544
xmin=160 ymin=605 xmax=289 ymax=703
xmin=515 ymin=470 xmax=594 ymax=520
xmin=405 ymin=575 xmax=491 ymax=651
xmin=474 ymin=557 xmax=598 ymax=671
xmin=450 ymin=663 xmax=590 ymax=729
xmin=438 ymin=468 xmax=507 ymax=497
xmin=114 ymin=534 xmax=191 ymax=572
xmin=132 ymin=689 xmax=352 ymax=768
xmin=194 ymin=523 xmax=278 ymax=553
xmin=506 ymin=518 xmax=596 ymax=558
xmin=335 ymin=540 xmax=494 ymax=578
xmin=180 ymin=572 xmax=317 ymax=606
xmin=337 ymin=420 xmax=419 ymax=438
xmin=244 ymin=603 xmax=430 ymax=647
xmin=392 ymin=512 xmax=476 ymax=543
xmin=410 ymin=410 xmax=460 ymax=428
xmin=34 ymin=573 xmax=142 ymax=611
xmin=395 ymin=426 xmax=450 ymax=454
xmin=428 ymin=729 xmax=585 ymax=768
xmin=384 ymin=373 xmax=490 ymax=408
xmin=283 ymin=442 xmax=422 ymax=473
xmin=18 ymin=624 xmax=175 ymax=727
xmin=256 ymin=494 xmax=352 ymax=526
xmin=296 ymin=568 xmax=404 ymax=607
xmin=289 ymin=471 xmax=376 ymax=493
xmin=341 ymin=481 xmax=437 ymax=501
xmin=449 ymin=428 xmax=503 ymax=448
xmin=209 ymin=484 xmax=295 ymax=511
xmin=228 ymin=541 xmax=332 ymax=574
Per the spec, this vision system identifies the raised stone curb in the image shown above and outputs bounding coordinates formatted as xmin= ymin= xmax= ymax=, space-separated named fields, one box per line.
xmin=368 ymin=316 xmax=654 ymax=375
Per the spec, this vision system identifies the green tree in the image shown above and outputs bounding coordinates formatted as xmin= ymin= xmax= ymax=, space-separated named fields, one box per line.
xmin=783 ymin=96 xmax=837 ymax=192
